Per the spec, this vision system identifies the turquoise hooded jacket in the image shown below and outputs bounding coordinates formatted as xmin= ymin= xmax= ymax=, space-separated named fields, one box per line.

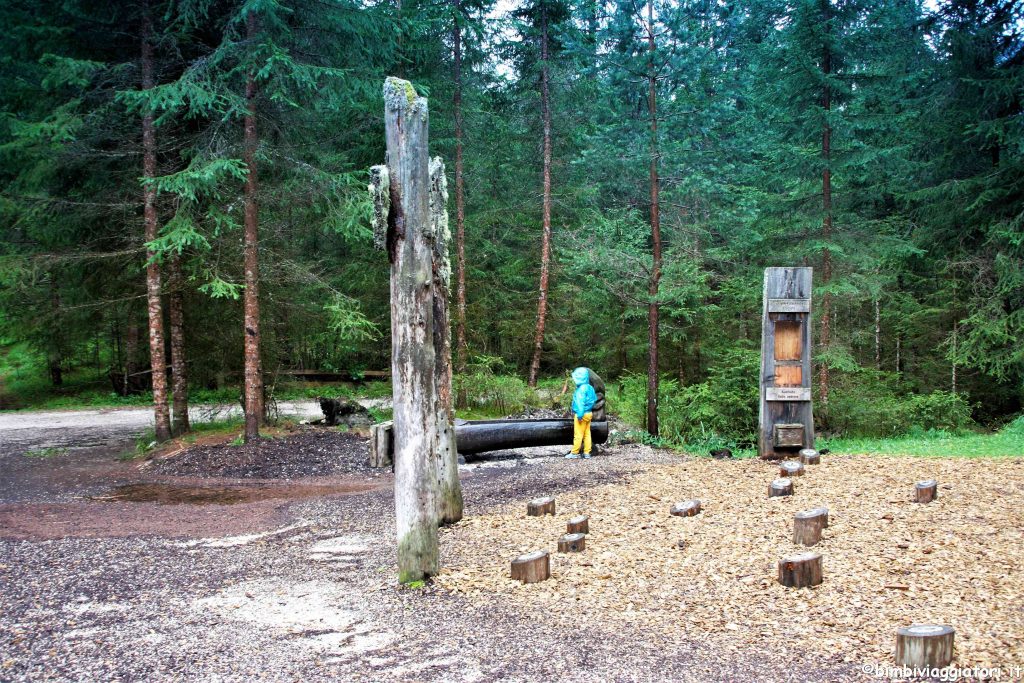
xmin=570 ymin=367 xmax=597 ymax=420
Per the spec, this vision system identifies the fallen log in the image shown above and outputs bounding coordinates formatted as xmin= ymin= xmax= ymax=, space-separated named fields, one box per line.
xmin=895 ymin=625 xmax=955 ymax=668
xmin=455 ymin=418 xmax=608 ymax=455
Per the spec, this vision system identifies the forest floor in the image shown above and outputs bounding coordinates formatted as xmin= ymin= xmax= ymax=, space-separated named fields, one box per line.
xmin=0 ymin=407 xmax=1016 ymax=681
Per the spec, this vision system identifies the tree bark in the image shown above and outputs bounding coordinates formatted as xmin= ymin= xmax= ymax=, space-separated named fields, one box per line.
xmin=527 ymin=496 xmax=556 ymax=516
xmin=430 ymin=157 xmax=463 ymax=525
xmin=819 ymin=0 xmax=833 ymax=407
xmin=914 ymin=479 xmax=937 ymax=504
xmin=567 ymin=515 xmax=589 ymax=534
xmin=242 ymin=10 xmax=263 ymax=443
xmin=381 ymin=77 xmax=440 ymax=583
xmin=167 ymin=255 xmax=189 ymax=435
xmin=646 ymin=0 xmax=662 ymax=436
xmin=527 ymin=6 xmax=554 ymax=388
xmin=558 ymin=533 xmax=586 ymax=552
xmin=793 ymin=508 xmax=827 ymax=546
xmin=874 ymin=297 xmax=881 ymax=370
xmin=777 ymin=551 xmax=823 ymax=588
xmin=141 ymin=2 xmax=172 ymax=442
xmin=895 ymin=625 xmax=955 ymax=669
xmin=510 ymin=551 xmax=550 ymax=583
xmin=452 ymin=0 xmax=468 ymax=376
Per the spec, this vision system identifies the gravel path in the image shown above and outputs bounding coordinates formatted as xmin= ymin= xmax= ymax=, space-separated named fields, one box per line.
xmin=0 ymin=412 xmax=865 ymax=681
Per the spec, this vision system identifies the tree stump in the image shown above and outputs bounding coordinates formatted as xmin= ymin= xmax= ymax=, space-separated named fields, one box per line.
xmin=779 ymin=460 xmax=805 ymax=477
xmin=670 ymin=500 xmax=701 ymax=517
xmin=895 ymin=625 xmax=955 ymax=668
xmin=567 ymin=515 xmax=589 ymax=534
xmin=510 ymin=550 xmax=550 ymax=583
xmin=777 ymin=551 xmax=823 ymax=588
xmin=915 ymin=480 xmax=938 ymax=504
xmin=557 ymin=533 xmax=586 ymax=553
xmin=799 ymin=448 xmax=820 ymax=465
xmin=527 ymin=496 xmax=555 ymax=516
xmin=793 ymin=508 xmax=827 ymax=546
xmin=369 ymin=421 xmax=393 ymax=469
xmin=769 ymin=478 xmax=793 ymax=497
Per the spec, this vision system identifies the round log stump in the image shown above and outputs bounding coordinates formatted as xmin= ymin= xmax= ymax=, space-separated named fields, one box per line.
xmin=769 ymin=478 xmax=793 ymax=497
xmin=670 ymin=500 xmax=702 ymax=517
xmin=780 ymin=460 xmax=805 ymax=477
xmin=777 ymin=551 xmax=823 ymax=588
xmin=527 ymin=496 xmax=556 ymax=516
xmin=557 ymin=533 xmax=586 ymax=553
xmin=793 ymin=508 xmax=827 ymax=546
xmin=799 ymin=448 xmax=820 ymax=465
xmin=510 ymin=550 xmax=551 ymax=583
xmin=895 ymin=624 xmax=955 ymax=668
xmin=567 ymin=515 xmax=589 ymax=535
xmin=914 ymin=480 xmax=938 ymax=504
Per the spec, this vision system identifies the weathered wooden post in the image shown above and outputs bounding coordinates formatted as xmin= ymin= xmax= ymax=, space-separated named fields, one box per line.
xmin=369 ymin=77 xmax=440 ymax=583
xmin=429 ymin=157 xmax=464 ymax=525
xmin=759 ymin=267 xmax=815 ymax=460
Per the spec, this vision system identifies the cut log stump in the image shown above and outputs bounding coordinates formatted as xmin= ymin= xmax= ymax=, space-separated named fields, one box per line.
xmin=799 ymin=448 xmax=820 ymax=465
xmin=777 ymin=551 xmax=823 ymax=588
xmin=780 ymin=460 xmax=805 ymax=477
xmin=895 ymin=625 xmax=955 ymax=668
xmin=510 ymin=550 xmax=550 ymax=584
xmin=527 ymin=496 xmax=556 ymax=516
xmin=567 ymin=515 xmax=589 ymax=535
xmin=793 ymin=508 xmax=827 ymax=546
xmin=769 ymin=478 xmax=794 ymax=497
xmin=670 ymin=500 xmax=702 ymax=517
xmin=557 ymin=533 xmax=586 ymax=553
xmin=915 ymin=480 xmax=938 ymax=504
xmin=368 ymin=421 xmax=393 ymax=468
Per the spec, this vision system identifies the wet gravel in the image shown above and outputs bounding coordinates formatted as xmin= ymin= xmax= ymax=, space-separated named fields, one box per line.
xmin=0 ymin=423 xmax=865 ymax=681
xmin=149 ymin=428 xmax=377 ymax=479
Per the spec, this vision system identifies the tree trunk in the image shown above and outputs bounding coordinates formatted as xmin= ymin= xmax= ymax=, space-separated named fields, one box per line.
xmin=168 ymin=255 xmax=190 ymax=435
xmin=527 ymin=7 xmax=553 ymax=388
xmin=452 ymin=0 xmax=469 ymax=376
xmin=819 ymin=0 xmax=833 ymax=407
xmin=646 ymin=0 xmax=662 ymax=437
xmin=430 ymin=157 xmax=463 ymax=525
xmin=242 ymin=10 xmax=263 ymax=443
xmin=381 ymin=77 xmax=439 ymax=583
xmin=141 ymin=3 xmax=172 ymax=442
xmin=874 ymin=297 xmax=881 ymax=370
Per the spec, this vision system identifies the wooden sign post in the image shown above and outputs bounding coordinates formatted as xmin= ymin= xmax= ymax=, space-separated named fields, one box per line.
xmin=758 ymin=267 xmax=814 ymax=460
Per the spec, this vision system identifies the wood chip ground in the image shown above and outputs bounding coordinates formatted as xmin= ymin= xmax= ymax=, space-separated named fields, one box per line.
xmin=435 ymin=455 xmax=1024 ymax=668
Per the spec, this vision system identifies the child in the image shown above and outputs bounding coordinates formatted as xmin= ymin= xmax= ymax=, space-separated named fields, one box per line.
xmin=565 ymin=367 xmax=597 ymax=459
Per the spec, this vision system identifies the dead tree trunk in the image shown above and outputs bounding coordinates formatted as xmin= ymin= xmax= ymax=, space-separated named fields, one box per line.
xmin=452 ymin=0 xmax=468 ymax=376
xmin=168 ymin=255 xmax=190 ymax=435
xmin=242 ymin=10 xmax=263 ymax=443
xmin=141 ymin=3 xmax=172 ymax=443
xmin=430 ymin=157 xmax=463 ymax=525
xmin=646 ymin=0 xmax=662 ymax=437
xmin=819 ymin=0 xmax=833 ymax=407
xmin=527 ymin=5 xmax=554 ymax=388
xmin=373 ymin=77 xmax=440 ymax=583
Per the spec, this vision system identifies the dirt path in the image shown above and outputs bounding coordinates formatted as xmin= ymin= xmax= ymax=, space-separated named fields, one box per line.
xmin=0 ymin=413 xmax=864 ymax=681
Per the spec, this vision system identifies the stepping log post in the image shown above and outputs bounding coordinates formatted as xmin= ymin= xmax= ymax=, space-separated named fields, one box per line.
xmin=510 ymin=551 xmax=551 ymax=583
xmin=777 ymin=551 xmax=823 ymax=588
xmin=780 ymin=460 xmax=805 ymax=477
xmin=567 ymin=515 xmax=589 ymax=535
xmin=527 ymin=496 xmax=556 ymax=516
xmin=670 ymin=500 xmax=702 ymax=517
xmin=557 ymin=533 xmax=586 ymax=553
xmin=793 ymin=508 xmax=827 ymax=546
xmin=895 ymin=625 xmax=955 ymax=668
xmin=915 ymin=480 xmax=937 ymax=504
xmin=368 ymin=421 xmax=394 ymax=468
xmin=799 ymin=448 xmax=820 ymax=465
xmin=769 ymin=478 xmax=793 ymax=497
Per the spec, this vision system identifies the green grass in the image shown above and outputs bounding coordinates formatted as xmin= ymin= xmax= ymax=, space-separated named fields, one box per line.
xmin=821 ymin=426 xmax=1024 ymax=458
xmin=24 ymin=447 xmax=69 ymax=458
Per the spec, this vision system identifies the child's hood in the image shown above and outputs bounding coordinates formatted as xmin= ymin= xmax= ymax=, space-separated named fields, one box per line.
xmin=571 ymin=367 xmax=590 ymax=387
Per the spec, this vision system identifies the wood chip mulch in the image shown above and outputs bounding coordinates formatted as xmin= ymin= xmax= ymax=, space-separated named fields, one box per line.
xmin=435 ymin=454 xmax=1024 ymax=668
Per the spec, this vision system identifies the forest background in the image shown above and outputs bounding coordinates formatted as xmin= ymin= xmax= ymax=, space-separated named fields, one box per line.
xmin=1 ymin=0 xmax=1021 ymax=452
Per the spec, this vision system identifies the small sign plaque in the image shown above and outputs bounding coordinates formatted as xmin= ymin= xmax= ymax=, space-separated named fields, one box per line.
xmin=768 ymin=298 xmax=810 ymax=313
xmin=766 ymin=387 xmax=811 ymax=402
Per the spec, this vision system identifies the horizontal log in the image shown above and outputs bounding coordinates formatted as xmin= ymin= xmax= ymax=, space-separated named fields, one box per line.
xmin=455 ymin=419 xmax=608 ymax=455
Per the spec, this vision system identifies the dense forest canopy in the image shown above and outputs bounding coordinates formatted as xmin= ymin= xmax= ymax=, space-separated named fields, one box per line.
xmin=1 ymin=0 xmax=1021 ymax=445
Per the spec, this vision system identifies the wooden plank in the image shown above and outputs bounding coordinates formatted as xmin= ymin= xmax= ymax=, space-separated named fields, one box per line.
xmin=775 ymin=365 xmax=802 ymax=386
xmin=774 ymin=320 xmax=802 ymax=360
xmin=768 ymin=298 xmax=810 ymax=313
xmin=767 ymin=387 xmax=811 ymax=401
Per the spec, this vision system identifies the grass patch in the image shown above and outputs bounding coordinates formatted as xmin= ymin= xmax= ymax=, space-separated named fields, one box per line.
xmin=24 ymin=446 xmax=68 ymax=458
xmin=821 ymin=426 xmax=1024 ymax=458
